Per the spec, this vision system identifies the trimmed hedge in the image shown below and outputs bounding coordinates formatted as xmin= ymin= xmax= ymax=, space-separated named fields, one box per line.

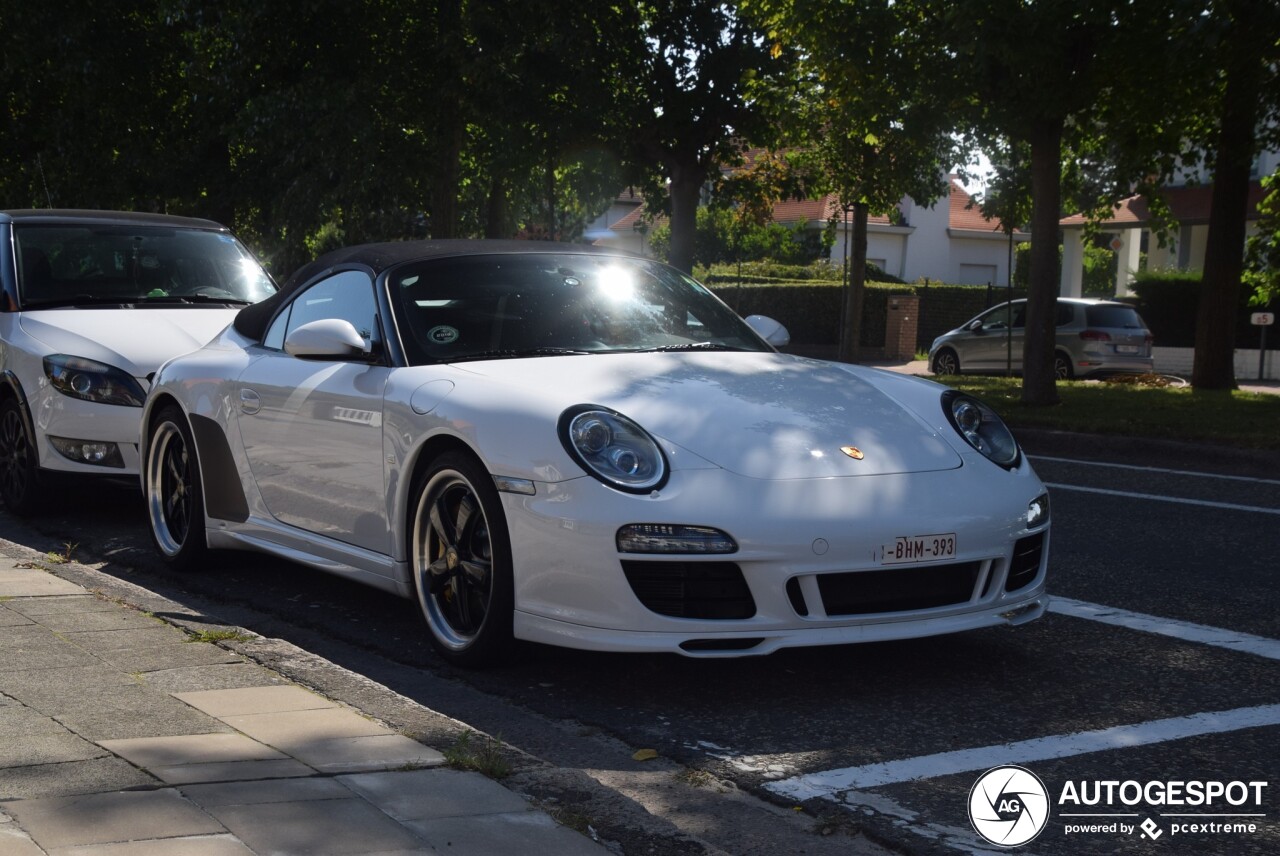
xmin=699 ymin=260 xmax=906 ymax=285
xmin=1128 ymin=270 xmax=1274 ymax=349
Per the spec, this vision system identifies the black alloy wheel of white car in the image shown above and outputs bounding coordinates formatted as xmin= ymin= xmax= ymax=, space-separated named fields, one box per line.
xmin=145 ymin=405 xmax=208 ymax=571
xmin=411 ymin=451 xmax=514 ymax=667
xmin=0 ymin=398 xmax=48 ymax=515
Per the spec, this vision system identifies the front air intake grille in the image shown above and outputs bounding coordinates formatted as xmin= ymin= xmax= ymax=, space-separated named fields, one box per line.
xmin=620 ymin=561 xmax=756 ymax=619
xmin=817 ymin=562 xmax=982 ymax=616
xmin=785 ymin=577 xmax=809 ymax=616
xmin=1006 ymin=532 xmax=1045 ymax=592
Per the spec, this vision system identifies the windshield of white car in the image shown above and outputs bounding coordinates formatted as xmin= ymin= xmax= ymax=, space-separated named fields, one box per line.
xmin=390 ymin=254 xmax=769 ymax=365
xmin=14 ymin=224 xmax=276 ymax=308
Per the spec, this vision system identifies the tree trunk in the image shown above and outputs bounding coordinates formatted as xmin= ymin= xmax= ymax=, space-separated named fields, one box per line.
xmin=838 ymin=202 xmax=869 ymax=363
xmin=1023 ymin=122 xmax=1063 ymax=406
xmin=545 ymin=158 xmax=557 ymax=241
xmin=666 ymin=158 xmax=703 ymax=274
xmin=430 ymin=0 xmax=464 ymax=239
xmin=1192 ymin=17 xmax=1260 ymax=390
xmin=484 ymin=174 xmax=508 ymax=238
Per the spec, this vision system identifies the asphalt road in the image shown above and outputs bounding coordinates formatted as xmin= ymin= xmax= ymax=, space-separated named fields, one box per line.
xmin=5 ymin=431 xmax=1278 ymax=855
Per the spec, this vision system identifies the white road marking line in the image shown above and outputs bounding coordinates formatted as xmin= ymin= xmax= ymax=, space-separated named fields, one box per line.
xmin=1042 ymin=482 xmax=1280 ymax=515
xmin=1029 ymin=455 xmax=1280 ymax=486
xmin=1048 ymin=597 xmax=1280 ymax=661
xmin=765 ymin=704 xmax=1280 ymax=800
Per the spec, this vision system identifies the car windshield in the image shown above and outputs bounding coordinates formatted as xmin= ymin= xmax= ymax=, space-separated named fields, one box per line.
xmin=14 ymin=224 xmax=276 ymax=307
xmin=389 ymin=253 xmax=769 ymax=364
xmin=1085 ymin=305 xmax=1146 ymax=329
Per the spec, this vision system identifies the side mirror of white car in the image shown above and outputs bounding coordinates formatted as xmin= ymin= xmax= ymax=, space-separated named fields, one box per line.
xmin=745 ymin=314 xmax=790 ymax=347
xmin=284 ymin=319 xmax=373 ymax=360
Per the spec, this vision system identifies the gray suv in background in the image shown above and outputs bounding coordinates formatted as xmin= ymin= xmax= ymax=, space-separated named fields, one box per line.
xmin=929 ymin=297 xmax=1154 ymax=379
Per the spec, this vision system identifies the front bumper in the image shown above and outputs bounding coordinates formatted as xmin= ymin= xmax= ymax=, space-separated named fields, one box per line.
xmin=502 ymin=456 xmax=1050 ymax=656
xmin=31 ymin=386 xmax=143 ymax=475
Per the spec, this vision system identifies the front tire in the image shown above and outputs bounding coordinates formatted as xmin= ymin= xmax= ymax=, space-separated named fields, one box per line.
xmin=144 ymin=405 xmax=208 ymax=571
xmin=0 ymin=397 xmax=48 ymax=515
xmin=410 ymin=451 xmax=514 ymax=667
xmin=933 ymin=348 xmax=960 ymax=376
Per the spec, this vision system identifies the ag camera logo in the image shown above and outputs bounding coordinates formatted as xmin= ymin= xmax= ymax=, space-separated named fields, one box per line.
xmin=969 ymin=765 xmax=1051 ymax=847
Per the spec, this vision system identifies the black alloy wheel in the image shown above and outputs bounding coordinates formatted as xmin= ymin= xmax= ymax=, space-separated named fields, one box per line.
xmin=0 ymin=398 xmax=47 ymax=515
xmin=144 ymin=405 xmax=208 ymax=570
xmin=411 ymin=451 xmax=514 ymax=666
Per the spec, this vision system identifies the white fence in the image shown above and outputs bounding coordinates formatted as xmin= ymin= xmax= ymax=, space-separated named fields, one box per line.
xmin=1153 ymin=347 xmax=1279 ymax=381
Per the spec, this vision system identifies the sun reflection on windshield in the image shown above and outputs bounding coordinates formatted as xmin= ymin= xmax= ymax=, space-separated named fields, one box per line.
xmin=596 ymin=266 xmax=635 ymax=301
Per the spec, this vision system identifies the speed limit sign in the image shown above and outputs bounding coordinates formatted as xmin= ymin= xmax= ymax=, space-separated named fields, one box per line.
xmin=1252 ymin=312 xmax=1275 ymax=326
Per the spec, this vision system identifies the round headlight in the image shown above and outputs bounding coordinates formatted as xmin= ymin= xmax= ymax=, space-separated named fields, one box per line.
xmin=560 ymin=406 xmax=668 ymax=492
xmin=942 ymin=391 xmax=1020 ymax=468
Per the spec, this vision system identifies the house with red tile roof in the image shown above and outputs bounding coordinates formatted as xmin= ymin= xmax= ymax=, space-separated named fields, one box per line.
xmin=1059 ymin=180 xmax=1268 ymax=299
xmin=592 ymin=176 xmax=1029 ymax=285
xmin=1058 ymin=146 xmax=1276 ymax=298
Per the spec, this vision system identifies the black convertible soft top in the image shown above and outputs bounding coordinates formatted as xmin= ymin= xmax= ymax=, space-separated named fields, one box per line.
xmin=1 ymin=209 xmax=227 ymax=230
xmin=233 ymin=239 xmax=624 ymax=341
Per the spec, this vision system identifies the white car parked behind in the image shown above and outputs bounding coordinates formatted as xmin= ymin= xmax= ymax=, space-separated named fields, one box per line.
xmin=0 ymin=209 xmax=275 ymax=514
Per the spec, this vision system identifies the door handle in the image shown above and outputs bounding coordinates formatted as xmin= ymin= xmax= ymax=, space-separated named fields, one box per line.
xmin=239 ymin=388 xmax=261 ymax=415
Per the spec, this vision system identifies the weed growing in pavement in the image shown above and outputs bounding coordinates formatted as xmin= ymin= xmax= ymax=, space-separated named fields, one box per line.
xmin=442 ymin=730 xmax=511 ymax=779
xmin=186 ymin=629 xmax=254 ymax=644
xmin=45 ymin=542 xmax=77 ymax=564
xmin=674 ymin=768 xmax=716 ymax=788
xmin=548 ymin=806 xmax=594 ymax=836
xmin=390 ymin=758 xmax=434 ymax=772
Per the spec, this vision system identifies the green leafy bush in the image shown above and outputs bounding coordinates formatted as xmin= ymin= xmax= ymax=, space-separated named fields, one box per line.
xmin=1013 ymin=241 xmax=1116 ymax=296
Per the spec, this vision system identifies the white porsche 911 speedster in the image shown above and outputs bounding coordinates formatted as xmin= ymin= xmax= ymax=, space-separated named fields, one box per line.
xmin=141 ymin=241 xmax=1049 ymax=665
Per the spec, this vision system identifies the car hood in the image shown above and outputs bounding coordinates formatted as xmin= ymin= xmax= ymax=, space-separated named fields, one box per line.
xmin=455 ymin=352 xmax=962 ymax=479
xmin=19 ymin=309 xmax=238 ymax=377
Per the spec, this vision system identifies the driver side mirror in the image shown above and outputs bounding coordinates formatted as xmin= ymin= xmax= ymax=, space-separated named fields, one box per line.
xmin=284 ymin=318 xmax=374 ymax=360
xmin=745 ymin=314 xmax=790 ymax=347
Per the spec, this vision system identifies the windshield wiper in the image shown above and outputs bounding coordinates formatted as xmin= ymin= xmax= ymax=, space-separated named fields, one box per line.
xmin=444 ymin=347 xmax=597 ymax=363
xmin=23 ymin=293 xmax=253 ymax=309
xmin=21 ymin=296 xmax=138 ymax=309
xmin=141 ymin=294 xmax=253 ymax=305
xmin=633 ymin=342 xmax=748 ymax=352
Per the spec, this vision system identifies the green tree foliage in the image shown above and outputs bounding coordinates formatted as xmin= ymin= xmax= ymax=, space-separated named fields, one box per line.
xmin=1 ymin=1 xmax=632 ymax=274
xmin=1244 ymin=170 xmax=1280 ymax=308
xmin=1177 ymin=1 xmax=1280 ymax=388
xmin=0 ymin=1 xmax=194 ymax=212
xmin=610 ymin=2 xmax=794 ymax=274
xmin=947 ymin=0 xmax=1181 ymax=405
xmin=648 ymin=208 xmax=827 ymax=267
xmin=748 ymin=0 xmax=962 ymax=362
xmin=1012 ymin=243 xmax=1116 ymax=297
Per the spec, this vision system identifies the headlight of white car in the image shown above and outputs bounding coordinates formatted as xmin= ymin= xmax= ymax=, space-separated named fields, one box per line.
xmin=559 ymin=405 xmax=668 ymax=493
xmin=941 ymin=390 xmax=1019 ymax=468
xmin=43 ymin=354 xmax=146 ymax=407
